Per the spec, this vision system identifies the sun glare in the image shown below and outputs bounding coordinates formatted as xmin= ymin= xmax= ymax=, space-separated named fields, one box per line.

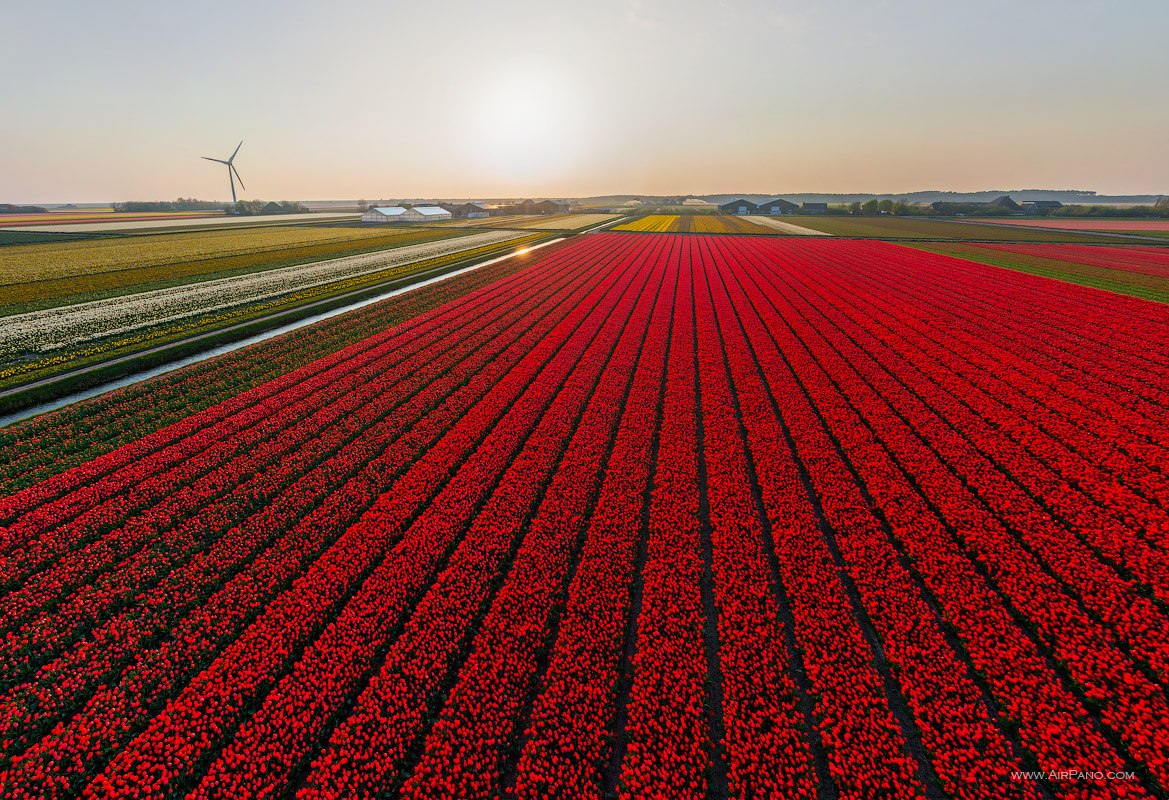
xmin=466 ymin=66 xmax=585 ymax=181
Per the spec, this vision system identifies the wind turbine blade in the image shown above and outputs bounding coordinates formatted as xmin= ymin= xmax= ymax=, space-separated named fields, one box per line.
xmin=229 ymin=140 xmax=243 ymax=162
xmin=231 ymin=164 xmax=245 ymax=191
xmin=202 ymin=157 xmax=229 ymax=164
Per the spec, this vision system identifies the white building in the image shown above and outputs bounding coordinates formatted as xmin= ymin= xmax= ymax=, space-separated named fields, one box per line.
xmin=361 ymin=206 xmax=408 ymax=222
xmin=408 ymin=205 xmax=452 ymax=221
xmin=361 ymin=205 xmax=453 ymax=223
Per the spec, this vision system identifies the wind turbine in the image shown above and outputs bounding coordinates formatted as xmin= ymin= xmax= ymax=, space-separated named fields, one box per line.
xmin=202 ymin=141 xmax=245 ymax=205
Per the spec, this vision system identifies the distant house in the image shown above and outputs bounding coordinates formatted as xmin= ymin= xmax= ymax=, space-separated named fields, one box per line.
xmin=499 ymin=198 xmax=569 ymax=215
xmin=719 ymin=199 xmax=758 ymax=215
xmin=757 ymin=198 xmax=799 ymax=215
xmin=362 ymin=206 xmax=409 ymax=223
xmin=450 ymin=202 xmax=490 ymax=219
xmin=533 ymin=199 xmax=569 ymax=214
xmin=801 ymin=202 xmax=829 ymax=214
xmin=987 ymin=195 xmax=1022 ymax=212
xmin=1021 ymin=200 xmax=1063 ymax=213
xmin=682 ymin=198 xmax=714 ymax=206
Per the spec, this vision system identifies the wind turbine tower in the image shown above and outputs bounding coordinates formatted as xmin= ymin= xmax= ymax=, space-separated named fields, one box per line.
xmin=202 ymin=141 xmax=245 ymax=205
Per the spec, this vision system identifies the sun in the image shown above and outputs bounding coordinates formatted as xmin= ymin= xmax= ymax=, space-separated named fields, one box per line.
xmin=467 ymin=67 xmax=584 ymax=181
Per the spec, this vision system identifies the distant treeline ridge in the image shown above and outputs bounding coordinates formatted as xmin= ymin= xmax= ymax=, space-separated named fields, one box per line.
xmin=112 ymin=198 xmax=310 ymax=215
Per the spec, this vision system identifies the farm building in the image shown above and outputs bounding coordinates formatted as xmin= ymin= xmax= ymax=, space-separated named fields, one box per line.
xmin=451 ymin=202 xmax=490 ymax=218
xmin=361 ymin=206 xmax=409 ymax=223
xmin=988 ymin=195 xmax=1022 ymax=212
xmin=361 ymin=205 xmax=452 ymax=223
xmin=801 ymin=202 xmax=829 ymax=214
xmin=497 ymin=199 xmax=570 ymax=215
xmin=1022 ymin=200 xmax=1063 ymax=213
xmin=719 ymin=199 xmax=758 ymax=215
xmin=757 ymin=198 xmax=799 ymax=215
xmin=408 ymin=206 xmax=453 ymax=221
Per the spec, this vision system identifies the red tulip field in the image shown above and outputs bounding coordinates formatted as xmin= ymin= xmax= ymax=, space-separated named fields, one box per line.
xmin=2 ymin=231 xmax=1169 ymax=799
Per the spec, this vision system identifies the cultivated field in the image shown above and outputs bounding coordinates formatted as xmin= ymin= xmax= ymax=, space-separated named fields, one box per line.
xmin=444 ymin=213 xmax=619 ymax=231
xmin=0 ymin=229 xmax=538 ymax=390
xmin=983 ymin=218 xmax=1169 ymax=234
xmin=506 ymin=213 xmax=619 ymax=230
xmin=2 ymin=232 xmax=1166 ymax=799
xmin=782 ymin=215 xmax=1134 ymax=241
xmin=0 ymin=212 xmax=360 ymax=234
xmin=613 ymin=214 xmax=677 ymax=232
xmin=614 ymin=214 xmax=773 ymax=234
xmin=916 ymin=241 xmax=1169 ymax=304
xmin=0 ymin=211 xmax=223 ymax=227
xmin=0 ymin=225 xmax=456 ymax=310
xmin=743 ymin=215 xmax=829 ymax=235
xmin=0 ymin=251 xmax=543 ymax=488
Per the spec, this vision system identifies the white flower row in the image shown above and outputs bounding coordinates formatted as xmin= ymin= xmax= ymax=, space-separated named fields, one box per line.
xmin=1 ymin=229 xmax=525 ymax=360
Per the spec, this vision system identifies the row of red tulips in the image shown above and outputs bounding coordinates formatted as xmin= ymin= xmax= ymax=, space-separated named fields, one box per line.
xmin=707 ymin=237 xmax=1048 ymax=798
xmin=612 ymin=256 xmax=712 ymax=798
xmin=507 ymin=246 xmax=676 ymax=799
xmin=691 ymin=248 xmax=827 ymax=800
xmin=384 ymin=249 xmax=669 ymax=800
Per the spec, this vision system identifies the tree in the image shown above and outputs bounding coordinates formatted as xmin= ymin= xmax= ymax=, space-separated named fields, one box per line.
xmin=862 ymin=199 xmax=880 ymax=215
xmin=878 ymin=199 xmax=894 ymax=214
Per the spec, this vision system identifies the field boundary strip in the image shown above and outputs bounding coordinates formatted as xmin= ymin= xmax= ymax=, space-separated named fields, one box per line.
xmin=905 ymin=241 xmax=1169 ymax=304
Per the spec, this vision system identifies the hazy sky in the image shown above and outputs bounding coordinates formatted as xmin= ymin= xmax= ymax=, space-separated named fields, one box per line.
xmin=3 ymin=0 xmax=1167 ymax=202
